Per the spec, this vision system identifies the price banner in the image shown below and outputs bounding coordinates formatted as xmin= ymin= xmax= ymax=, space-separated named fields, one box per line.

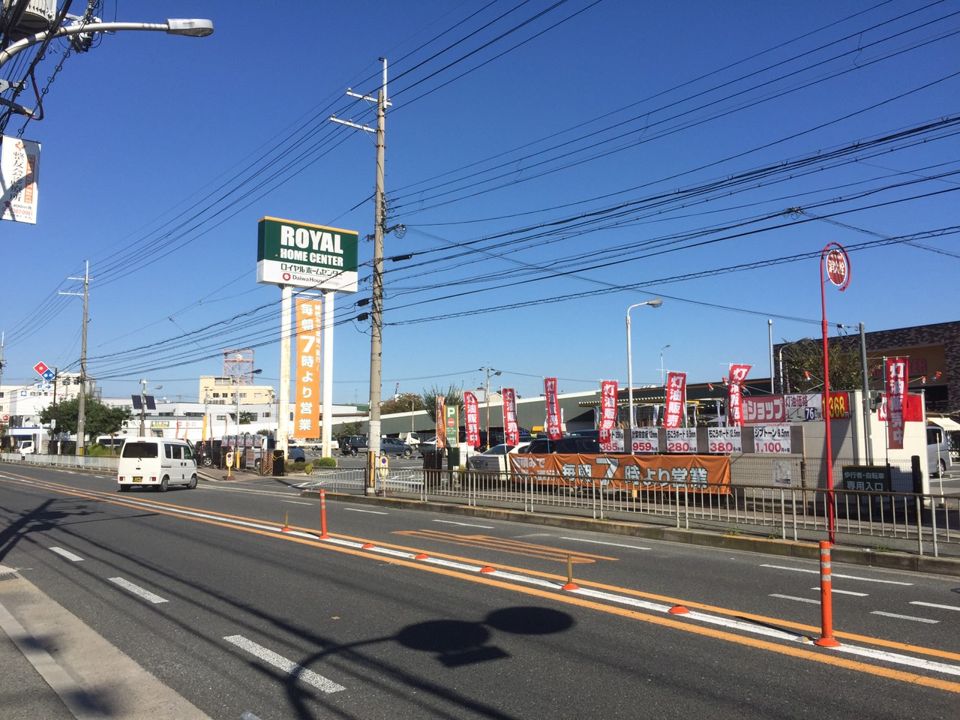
xmin=753 ymin=425 xmax=792 ymax=454
xmin=600 ymin=427 xmax=624 ymax=453
xmin=665 ymin=428 xmax=697 ymax=453
xmin=631 ymin=428 xmax=659 ymax=453
xmin=707 ymin=427 xmax=741 ymax=454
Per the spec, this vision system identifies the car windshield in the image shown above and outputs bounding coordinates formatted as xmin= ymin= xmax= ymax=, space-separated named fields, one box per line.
xmin=121 ymin=441 xmax=158 ymax=458
xmin=484 ymin=444 xmax=513 ymax=455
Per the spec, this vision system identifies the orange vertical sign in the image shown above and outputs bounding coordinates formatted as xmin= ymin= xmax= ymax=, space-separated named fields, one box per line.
xmin=293 ymin=298 xmax=323 ymax=439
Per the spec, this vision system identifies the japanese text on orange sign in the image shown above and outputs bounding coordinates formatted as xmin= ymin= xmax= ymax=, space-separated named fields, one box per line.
xmin=293 ymin=298 xmax=323 ymax=438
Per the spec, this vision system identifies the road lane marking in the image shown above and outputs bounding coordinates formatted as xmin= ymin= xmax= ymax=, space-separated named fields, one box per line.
xmin=282 ymin=501 xmax=313 ymax=506
xmin=760 ymin=564 xmax=913 ymax=585
xmin=871 ymin=611 xmax=938 ymax=624
xmin=224 ymin=635 xmax=345 ymax=694
xmin=344 ymin=508 xmax=389 ymax=515
xmin=394 ymin=529 xmax=615 ymax=563
xmin=911 ymin=601 xmax=960 ymax=612
xmin=433 ymin=520 xmax=495 ymax=529
xmin=770 ymin=594 xmax=819 ymax=605
xmin=48 ymin=547 xmax=83 ymax=562
xmin=812 ymin=587 xmax=868 ymax=597
xmin=107 ymin=577 xmax=168 ymax=604
xmin=559 ymin=536 xmax=651 ymax=551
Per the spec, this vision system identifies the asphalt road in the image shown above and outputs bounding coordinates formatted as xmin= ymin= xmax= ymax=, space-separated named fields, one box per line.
xmin=1 ymin=463 xmax=958 ymax=719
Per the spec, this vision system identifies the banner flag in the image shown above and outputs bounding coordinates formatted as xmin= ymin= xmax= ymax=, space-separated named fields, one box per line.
xmin=293 ymin=299 xmax=323 ymax=438
xmin=435 ymin=395 xmax=446 ymax=449
xmin=885 ymin=357 xmax=909 ymax=450
xmin=598 ymin=380 xmax=618 ymax=443
xmin=727 ymin=364 xmax=752 ymax=427
xmin=502 ymin=388 xmax=519 ymax=445
xmin=544 ymin=377 xmax=561 ymax=440
xmin=464 ymin=391 xmax=480 ymax=448
xmin=664 ymin=371 xmax=687 ymax=428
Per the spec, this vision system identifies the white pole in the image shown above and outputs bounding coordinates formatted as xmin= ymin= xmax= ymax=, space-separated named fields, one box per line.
xmin=278 ymin=286 xmax=292 ymax=454
xmin=322 ymin=291 xmax=335 ymax=457
xmin=626 ymin=311 xmax=635 ymax=455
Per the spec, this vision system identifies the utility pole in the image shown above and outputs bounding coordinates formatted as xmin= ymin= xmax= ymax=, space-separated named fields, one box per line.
xmin=480 ymin=366 xmax=501 ymax=448
xmin=60 ymin=261 xmax=90 ymax=455
xmin=331 ymin=57 xmax=389 ymax=495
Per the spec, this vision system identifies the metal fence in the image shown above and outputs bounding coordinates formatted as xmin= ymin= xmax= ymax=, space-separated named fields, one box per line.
xmin=0 ymin=452 xmax=119 ymax=472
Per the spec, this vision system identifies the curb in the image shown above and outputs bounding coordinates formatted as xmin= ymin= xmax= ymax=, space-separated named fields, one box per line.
xmin=298 ymin=489 xmax=960 ymax=578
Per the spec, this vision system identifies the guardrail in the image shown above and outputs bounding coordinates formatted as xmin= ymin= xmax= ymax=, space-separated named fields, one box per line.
xmin=1 ymin=452 xmax=119 ymax=472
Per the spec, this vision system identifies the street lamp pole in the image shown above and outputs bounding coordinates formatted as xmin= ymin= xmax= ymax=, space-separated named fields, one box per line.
xmin=626 ymin=299 xmax=663 ymax=455
xmin=659 ymin=344 xmax=670 ymax=386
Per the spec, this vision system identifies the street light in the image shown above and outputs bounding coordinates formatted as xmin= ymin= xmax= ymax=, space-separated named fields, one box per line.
xmin=626 ymin=298 xmax=663 ymax=455
xmin=659 ymin=344 xmax=671 ymax=386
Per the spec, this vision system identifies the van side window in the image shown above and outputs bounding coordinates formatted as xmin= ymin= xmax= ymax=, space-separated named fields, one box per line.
xmin=165 ymin=444 xmax=174 ymax=459
xmin=183 ymin=445 xmax=194 ymax=460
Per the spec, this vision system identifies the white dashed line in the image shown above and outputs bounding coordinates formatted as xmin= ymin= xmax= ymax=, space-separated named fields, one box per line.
xmin=107 ymin=577 xmax=168 ymax=604
xmin=343 ymin=508 xmax=389 ymax=515
xmin=559 ymin=536 xmax=650 ymax=551
xmin=909 ymin=601 xmax=960 ymax=612
xmin=224 ymin=635 xmax=345 ymax=694
xmin=770 ymin=594 xmax=819 ymax=605
xmin=811 ymin=587 xmax=868 ymax=597
xmin=48 ymin=547 xmax=84 ymax=562
xmin=760 ymin=564 xmax=912 ymax=585
xmin=432 ymin=520 xmax=494 ymax=528
xmin=282 ymin=500 xmax=313 ymax=506
xmin=870 ymin=611 xmax=938 ymax=624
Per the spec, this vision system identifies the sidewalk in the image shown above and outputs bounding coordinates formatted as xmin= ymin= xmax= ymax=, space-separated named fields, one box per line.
xmin=0 ymin=565 xmax=209 ymax=719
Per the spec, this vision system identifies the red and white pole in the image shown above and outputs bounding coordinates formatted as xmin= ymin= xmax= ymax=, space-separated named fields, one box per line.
xmin=319 ymin=489 xmax=328 ymax=539
xmin=814 ymin=541 xmax=840 ymax=647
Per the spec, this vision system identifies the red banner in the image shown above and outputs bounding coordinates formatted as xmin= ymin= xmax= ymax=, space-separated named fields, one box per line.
xmin=664 ymin=371 xmax=687 ymax=428
xmin=598 ymin=380 xmax=618 ymax=443
xmin=435 ymin=395 xmax=446 ymax=450
xmin=885 ymin=357 xmax=909 ymax=449
xmin=464 ymin=391 xmax=480 ymax=448
xmin=293 ymin=298 xmax=323 ymax=438
xmin=509 ymin=453 xmax=731 ymax=495
xmin=727 ymin=364 xmax=752 ymax=427
xmin=502 ymin=388 xmax=519 ymax=445
xmin=544 ymin=377 xmax=561 ymax=440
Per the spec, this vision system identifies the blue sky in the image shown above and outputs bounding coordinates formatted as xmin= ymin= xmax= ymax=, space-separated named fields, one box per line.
xmin=2 ymin=0 xmax=959 ymax=404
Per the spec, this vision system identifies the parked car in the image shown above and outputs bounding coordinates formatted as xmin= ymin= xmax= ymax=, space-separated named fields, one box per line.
xmin=518 ymin=436 xmax=601 ymax=454
xmin=467 ymin=442 xmax=530 ymax=472
xmin=287 ymin=447 xmax=307 ymax=463
xmin=339 ymin=435 xmax=368 ymax=456
xmin=380 ymin=437 xmax=414 ymax=458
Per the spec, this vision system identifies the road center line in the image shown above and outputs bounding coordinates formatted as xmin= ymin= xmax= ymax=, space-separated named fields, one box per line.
xmin=770 ymin=594 xmax=820 ymax=605
xmin=224 ymin=635 xmax=345 ymax=694
xmin=344 ymin=507 xmax=389 ymax=515
xmin=760 ymin=564 xmax=913 ymax=585
xmin=433 ymin=520 xmax=494 ymax=529
xmin=48 ymin=547 xmax=84 ymax=562
xmin=107 ymin=577 xmax=168 ymax=604
xmin=559 ymin=536 xmax=651 ymax=551
xmin=871 ymin=611 xmax=938 ymax=624
xmin=910 ymin=601 xmax=960 ymax=612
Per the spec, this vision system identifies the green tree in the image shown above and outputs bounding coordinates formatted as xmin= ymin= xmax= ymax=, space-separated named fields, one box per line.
xmin=780 ymin=337 xmax=867 ymax=393
xmin=239 ymin=411 xmax=257 ymax=424
xmin=421 ymin=385 xmax=463 ymax=422
xmin=381 ymin=392 xmax=425 ymax=416
xmin=40 ymin=396 xmax=131 ymax=441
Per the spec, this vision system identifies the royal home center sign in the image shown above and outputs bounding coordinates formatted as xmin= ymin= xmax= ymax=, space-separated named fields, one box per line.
xmin=257 ymin=216 xmax=358 ymax=293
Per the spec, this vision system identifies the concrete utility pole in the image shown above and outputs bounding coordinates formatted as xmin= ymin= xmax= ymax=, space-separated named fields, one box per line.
xmin=60 ymin=261 xmax=89 ymax=454
xmin=480 ymin=366 xmax=501 ymax=448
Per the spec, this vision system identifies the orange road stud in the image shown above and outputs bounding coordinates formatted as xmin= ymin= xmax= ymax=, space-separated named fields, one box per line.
xmin=668 ymin=605 xmax=690 ymax=615
xmin=414 ymin=553 xmax=429 ymax=560
xmin=814 ymin=541 xmax=841 ymax=648
xmin=479 ymin=566 xmax=496 ymax=574
xmin=361 ymin=542 xmax=375 ymax=550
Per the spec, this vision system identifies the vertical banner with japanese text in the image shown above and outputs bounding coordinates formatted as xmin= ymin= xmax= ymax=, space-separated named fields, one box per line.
xmin=293 ymin=298 xmax=322 ymax=438
xmin=1 ymin=136 xmax=40 ymax=224
xmin=727 ymin=364 xmax=752 ymax=426
xmin=544 ymin=377 xmax=561 ymax=440
xmin=502 ymin=388 xmax=519 ymax=445
xmin=598 ymin=380 xmax=618 ymax=443
xmin=664 ymin=371 xmax=687 ymax=428
xmin=464 ymin=391 xmax=480 ymax=448
xmin=885 ymin=357 xmax=909 ymax=450
xmin=435 ymin=396 xmax=446 ymax=449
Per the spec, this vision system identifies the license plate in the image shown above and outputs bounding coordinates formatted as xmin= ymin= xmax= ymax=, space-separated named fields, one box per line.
xmin=133 ymin=476 xmax=142 ymax=483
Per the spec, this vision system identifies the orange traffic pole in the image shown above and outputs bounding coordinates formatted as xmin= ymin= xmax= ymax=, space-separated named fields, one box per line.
xmin=814 ymin=541 xmax=841 ymax=647
xmin=319 ymin=489 xmax=328 ymax=539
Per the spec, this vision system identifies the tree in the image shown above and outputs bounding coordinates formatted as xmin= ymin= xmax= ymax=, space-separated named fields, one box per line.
xmin=380 ymin=392 xmax=425 ymax=416
xmin=421 ymin=385 xmax=463 ymax=422
xmin=39 ymin=396 xmax=131 ymax=441
xmin=779 ymin=337 xmax=868 ymax=393
xmin=239 ymin=411 xmax=257 ymax=424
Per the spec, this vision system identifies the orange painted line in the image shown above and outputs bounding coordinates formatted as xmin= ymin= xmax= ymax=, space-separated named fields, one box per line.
xmin=393 ymin=529 xmax=609 ymax=563
xmin=4 ymin=473 xmax=960 ymax=668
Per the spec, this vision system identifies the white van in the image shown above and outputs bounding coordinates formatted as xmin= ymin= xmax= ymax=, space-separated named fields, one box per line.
xmin=927 ymin=425 xmax=953 ymax=478
xmin=117 ymin=438 xmax=198 ymax=492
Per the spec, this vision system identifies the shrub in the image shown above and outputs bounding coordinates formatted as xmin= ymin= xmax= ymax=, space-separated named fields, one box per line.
xmin=316 ymin=456 xmax=337 ymax=469
xmin=303 ymin=462 xmax=314 ymax=474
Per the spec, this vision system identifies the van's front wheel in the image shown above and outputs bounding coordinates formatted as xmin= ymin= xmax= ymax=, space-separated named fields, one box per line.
xmin=188 ymin=474 xmax=198 ymax=489
xmin=159 ymin=477 xmax=169 ymax=492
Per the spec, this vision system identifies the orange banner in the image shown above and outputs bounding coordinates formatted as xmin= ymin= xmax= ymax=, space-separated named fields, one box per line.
xmin=293 ymin=298 xmax=323 ymax=438
xmin=508 ymin=453 xmax=731 ymax=494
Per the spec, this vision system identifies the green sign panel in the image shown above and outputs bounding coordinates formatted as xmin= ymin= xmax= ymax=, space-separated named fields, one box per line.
xmin=445 ymin=405 xmax=460 ymax=448
xmin=257 ymin=216 xmax=358 ymax=293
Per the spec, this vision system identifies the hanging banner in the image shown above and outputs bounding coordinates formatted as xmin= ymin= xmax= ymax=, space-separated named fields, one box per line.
xmin=1 ymin=136 xmax=40 ymax=224
xmin=509 ymin=453 xmax=731 ymax=495
xmin=292 ymin=298 xmax=322 ymax=438
xmin=544 ymin=377 xmax=561 ymax=440
xmin=663 ymin=371 xmax=687 ymax=428
xmin=878 ymin=393 xmax=923 ymax=422
xmin=727 ymin=364 xmax=752 ymax=426
xmin=502 ymin=387 xmax=519 ymax=445
xmin=598 ymin=380 xmax=619 ymax=443
xmin=464 ymin=391 xmax=480 ymax=448
xmin=435 ymin=396 xmax=446 ymax=450
xmin=445 ymin=404 xmax=460 ymax=448
xmin=885 ymin=357 xmax=909 ymax=450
